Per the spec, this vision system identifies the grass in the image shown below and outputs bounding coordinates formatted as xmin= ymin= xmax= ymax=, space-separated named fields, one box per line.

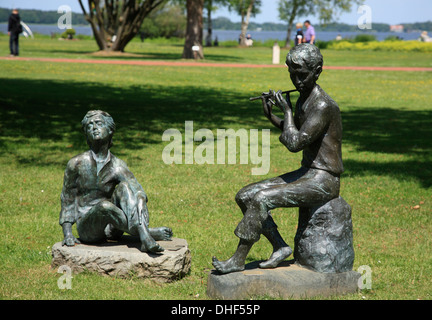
xmin=0 ymin=36 xmax=431 ymax=300
xmin=2 ymin=34 xmax=432 ymax=67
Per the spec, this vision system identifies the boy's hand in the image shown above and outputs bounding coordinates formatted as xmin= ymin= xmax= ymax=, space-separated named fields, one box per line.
xmin=261 ymin=90 xmax=275 ymax=119
xmin=261 ymin=97 xmax=272 ymax=118
xmin=275 ymin=90 xmax=292 ymax=113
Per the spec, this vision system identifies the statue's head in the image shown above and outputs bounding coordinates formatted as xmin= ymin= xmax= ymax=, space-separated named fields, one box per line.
xmin=286 ymin=44 xmax=323 ymax=93
xmin=81 ymin=110 xmax=116 ymax=149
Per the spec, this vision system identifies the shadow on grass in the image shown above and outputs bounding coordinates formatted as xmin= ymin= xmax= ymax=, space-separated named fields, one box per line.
xmin=88 ymin=52 xmax=246 ymax=63
xmin=0 ymin=77 xmax=265 ymax=167
xmin=28 ymin=49 xmax=97 ymax=56
xmin=342 ymin=108 xmax=432 ymax=155
xmin=29 ymin=48 xmax=246 ymax=63
xmin=0 ymin=78 xmax=431 ymax=187
xmin=342 ymin=107 xmax=432 ymax=188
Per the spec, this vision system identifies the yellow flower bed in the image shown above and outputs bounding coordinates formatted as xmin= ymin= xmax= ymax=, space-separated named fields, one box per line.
xmin=328 ymin=40 xmax=432 ymax=52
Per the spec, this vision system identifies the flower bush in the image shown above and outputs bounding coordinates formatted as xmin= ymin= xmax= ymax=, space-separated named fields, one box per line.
xmin=328 ymin=40 xmax=432 ymax=52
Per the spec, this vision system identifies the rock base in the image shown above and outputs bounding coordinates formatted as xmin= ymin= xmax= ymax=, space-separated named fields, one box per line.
xmin=51 ymin=237 xmax=191 ymax=282
xmin=295 ymin=196 xmax=355 ymax=273
xmin=207 ymin=260 xmax=360 ymax=300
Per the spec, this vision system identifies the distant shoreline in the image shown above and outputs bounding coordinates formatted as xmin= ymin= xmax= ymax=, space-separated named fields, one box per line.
xmin=1 ymin=6 xmax=431 ymax=33
xmin=0 ymin=23 xmax=424 ymax=42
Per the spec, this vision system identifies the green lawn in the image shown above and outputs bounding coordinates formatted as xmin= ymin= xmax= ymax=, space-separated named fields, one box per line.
xmin=2 ymin=34 xmax=432 ymax=67
xmin=0 ymin=36 xmax=431 ymax=300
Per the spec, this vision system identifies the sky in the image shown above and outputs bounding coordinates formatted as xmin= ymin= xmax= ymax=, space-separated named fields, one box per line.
xmin=1 ymin=0 xmax=432 ymax=25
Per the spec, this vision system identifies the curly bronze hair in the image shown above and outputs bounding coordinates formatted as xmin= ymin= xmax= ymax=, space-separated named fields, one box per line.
xmin=286 ymin=43 xmax=323 ymax=73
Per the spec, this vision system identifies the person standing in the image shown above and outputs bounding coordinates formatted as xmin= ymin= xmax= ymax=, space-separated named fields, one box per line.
xmin=8 ymin=9 xmax=22 ymax=57
xmin=303 ymin=20 xmax=316 ymax=45
xmin=295 ymin=23 xmax=304 ymax=46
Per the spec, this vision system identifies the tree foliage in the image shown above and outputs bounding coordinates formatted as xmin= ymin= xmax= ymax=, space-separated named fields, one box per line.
xmin=278 ymin=0 xmax=362 ymax=47
xmin=204 ymin=0 xmax=229 ymax=46
xmin=140 ymin=4 xmax=186 ymax=38
xmin=227 ymin=0 xmax=261 ymax=46
xmin=278 ymin=0 xmax=309 ymax=47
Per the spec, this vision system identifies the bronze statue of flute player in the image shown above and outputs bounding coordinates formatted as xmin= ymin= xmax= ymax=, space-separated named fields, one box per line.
xmin=212 ymin=44 xmax=348 ymax=274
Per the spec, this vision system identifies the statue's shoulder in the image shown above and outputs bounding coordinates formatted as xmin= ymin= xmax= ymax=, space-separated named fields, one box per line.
xmin=109 ymin=153 xmax=130 ymax=171
xmin=65 ymin=151 xmax=92 ymax=170
xmin=109 ymin=152 xmax=125 ymax=165
xmin=315 ymin=85 xmax=339 ymax=112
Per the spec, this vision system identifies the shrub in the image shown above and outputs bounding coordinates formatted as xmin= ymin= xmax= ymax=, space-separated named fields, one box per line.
xmin=353 ymin=34 xmax=377 ymax=42
xmin=61 ymin=28 xmax=76 ymax=40
xmin=316 ymin=40 xmax=336 ymax=49
xmin=217 ymin=39 xmax=286 ymax=48
xmin=254 ymin=39 xmax=285 ymax=48
xmin=327 ymin=39 xmax=432 ymax=52
xmin=385 ymin=35 xmax=402 ymax=41
xmin=218 ymin=40 xmax=240 ymax=48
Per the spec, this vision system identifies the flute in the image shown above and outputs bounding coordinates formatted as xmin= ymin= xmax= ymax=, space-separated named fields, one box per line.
xmin=249 ymin=89 xmax=298 ymax=101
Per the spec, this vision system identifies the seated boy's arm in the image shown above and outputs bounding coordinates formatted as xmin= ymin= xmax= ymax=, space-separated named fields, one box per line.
xmin=280 ymin=102 xmax=330 ymax=152
xmin=59 ymin=159 xmax=81 ymax=246
xmin=262 ymin=91 xmax=286 ymax=130
xmin=59 ymin=159 xmax=79 ymax=225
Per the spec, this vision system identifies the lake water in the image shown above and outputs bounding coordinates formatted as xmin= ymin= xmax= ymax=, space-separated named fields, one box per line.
xmin=211 ymin=29 xmax=423 ymax=42
xmin=0 ymin=23 xmax=423 ymax=42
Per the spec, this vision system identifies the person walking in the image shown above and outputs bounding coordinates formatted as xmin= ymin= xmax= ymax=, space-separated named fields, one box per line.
xmin=303 ymin=20 xmax=316 ymax=45
xmin=8 ymin=9 xmax=22 ymax=57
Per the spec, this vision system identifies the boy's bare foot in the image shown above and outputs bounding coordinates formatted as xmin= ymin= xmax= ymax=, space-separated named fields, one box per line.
xmin=149 ymin=227 xmax=173 ymax=241
xmin=259 ymin=246 xmax=292 ymax=269
xmin=212 ymin=256 xmax=245 ymax=274
xmin=140 ymin=238 xmax=164 ymax=253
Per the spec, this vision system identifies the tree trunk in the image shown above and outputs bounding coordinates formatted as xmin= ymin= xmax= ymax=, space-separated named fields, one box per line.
xmin=239 ymin=0 xmax=254 ymax=47
xmin=284 ymin=0 xmax=298 ymax=48
xmin=182 ymin=0 xmax=204 ymax=59
xmin=78 ymin=0 xmax=164 ymax=52
xmin=206 ymin=0 xmax=213 ymax=47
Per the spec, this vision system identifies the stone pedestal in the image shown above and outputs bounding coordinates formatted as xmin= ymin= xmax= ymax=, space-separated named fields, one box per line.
xmin=207 ymin=261 xmax=360 ymax=300
xmin=295 ymin=196 xmax=355 ymax=273
xmin=51 ymin=237 xmax=191 ymax=282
